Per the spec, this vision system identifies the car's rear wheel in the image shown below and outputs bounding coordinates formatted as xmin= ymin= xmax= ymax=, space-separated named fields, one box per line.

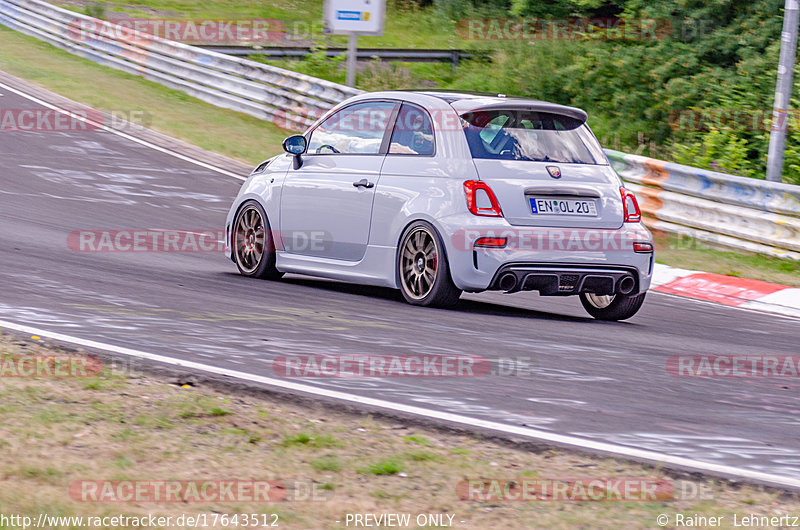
xmin=398 ymin=222 xmax=461 ymax=307
xmin=579 ymin=292 xmax=646 ymax=321
xmin=233 ymin=201 xmax=283 ymax=280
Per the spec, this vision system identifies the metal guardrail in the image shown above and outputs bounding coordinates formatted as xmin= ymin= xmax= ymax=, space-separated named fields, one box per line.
xmin=0 ymin=0 xmax=361 ymax=128
xmin=2 ymin=0 xmax=799 ymax=261
xmin=197 ymin=45 xmax=474 ymax=67
xmin=605 ymin=150 xmax=800 ymax=260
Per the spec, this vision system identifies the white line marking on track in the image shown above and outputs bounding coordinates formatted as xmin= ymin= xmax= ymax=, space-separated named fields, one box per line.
xmin=0 ymin=81 xmax=247 ymax=181
xmin=1 ymin=317 xmax=799 ymax=491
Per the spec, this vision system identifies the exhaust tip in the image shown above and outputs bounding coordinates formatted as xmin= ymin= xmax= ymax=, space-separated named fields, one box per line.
xmin=617 ymin=275 xmax=636 ymax=295
xmin=498 ymin=272 xmax=518 ymax=292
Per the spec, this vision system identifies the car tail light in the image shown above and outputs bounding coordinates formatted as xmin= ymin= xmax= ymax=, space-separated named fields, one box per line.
xmin=633 ymin=241 xmax=653 ymax=253
xmin=474 ymin=237 xmax=507 ymax=248
xmin=464 ymin=180 xmax=503 ymax=217
xmin=620 ymin=187 xmax=641 ymax=223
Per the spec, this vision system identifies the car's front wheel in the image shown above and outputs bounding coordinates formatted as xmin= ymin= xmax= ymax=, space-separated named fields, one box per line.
xmin=397 ymin=222 xmax=461 ymax=307
xmin=232 ymin=201 xmax=283 ymax=280
xmin=579 ymin=292 xmax=646 ymax=321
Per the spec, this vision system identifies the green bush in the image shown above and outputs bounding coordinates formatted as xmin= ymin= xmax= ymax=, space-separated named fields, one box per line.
xmin=670 ymin=128 xmax=761 ymax=179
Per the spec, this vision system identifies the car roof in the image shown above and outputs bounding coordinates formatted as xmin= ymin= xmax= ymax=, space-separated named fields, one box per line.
xmin=407 ymin=90 xmax=588 ymax=122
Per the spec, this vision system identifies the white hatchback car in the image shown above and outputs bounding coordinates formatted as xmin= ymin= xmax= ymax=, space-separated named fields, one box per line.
xmin=225 ymin=91 xmax=654 ymax=320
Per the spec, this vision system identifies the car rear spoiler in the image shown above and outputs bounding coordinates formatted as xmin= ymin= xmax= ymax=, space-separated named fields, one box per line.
xmin=454 ymin=101 xmax=588 ymax=123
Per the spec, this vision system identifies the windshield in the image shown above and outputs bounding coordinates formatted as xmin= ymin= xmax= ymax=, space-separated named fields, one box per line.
xmin=460 ymin=109 xmax=607 ymax=165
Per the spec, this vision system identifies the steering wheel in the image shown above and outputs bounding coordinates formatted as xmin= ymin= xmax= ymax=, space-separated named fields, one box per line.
xmin=316 ymin=144 xmax=340 ymax=154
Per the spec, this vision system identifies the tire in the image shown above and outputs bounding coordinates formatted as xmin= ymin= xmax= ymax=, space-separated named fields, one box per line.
xmin=232 ymin=200 xmax=283 ymax=280
xmin=397 ymin=221 xmax=461 ymax=307
xmin=579 ymin=292 xmax=646 ymax=321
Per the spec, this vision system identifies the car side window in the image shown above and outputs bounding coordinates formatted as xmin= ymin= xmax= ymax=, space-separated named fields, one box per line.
xmin=388 ymin=104 xmax=435 ymax=155
xmin=307 ymin=101 xmax=396 ymax=155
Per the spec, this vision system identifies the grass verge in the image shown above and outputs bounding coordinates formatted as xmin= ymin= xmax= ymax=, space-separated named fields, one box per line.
xmin=2 ymin=332 xmax=800 ymax=529
xmin=0 ymin=25 xmax=288 ymax=165
xmin=653 ymin=231 xmax=800 ymax=287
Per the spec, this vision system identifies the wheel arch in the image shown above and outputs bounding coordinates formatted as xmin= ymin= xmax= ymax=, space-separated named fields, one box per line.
xmin=230 ymin=196 xmax=275 ymax=249
xmin=393 ymin=217 xmax=454 ymax=288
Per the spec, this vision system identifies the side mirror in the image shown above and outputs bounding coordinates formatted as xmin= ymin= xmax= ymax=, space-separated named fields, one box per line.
xmin=282 ymin=135 xmax=307 ymax=169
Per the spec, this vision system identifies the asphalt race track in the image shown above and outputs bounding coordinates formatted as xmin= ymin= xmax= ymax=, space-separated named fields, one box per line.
xmin=2 ymin=76 xmax=800 ymax=490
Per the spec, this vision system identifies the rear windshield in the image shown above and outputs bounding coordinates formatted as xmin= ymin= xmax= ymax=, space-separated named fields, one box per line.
xmin=460 ymin=110 xmax=607 ymax=165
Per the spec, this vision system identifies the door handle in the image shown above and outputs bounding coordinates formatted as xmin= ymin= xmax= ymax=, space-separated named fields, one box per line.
xmin=352 ymin=179 xmax=374 ymax=189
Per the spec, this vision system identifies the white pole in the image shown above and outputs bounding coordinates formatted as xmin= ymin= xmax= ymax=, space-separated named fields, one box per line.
xmin=766 ymin=0 xmax=799 ymax=182
xmin=346 ymin=33 xmax=358 ymax=87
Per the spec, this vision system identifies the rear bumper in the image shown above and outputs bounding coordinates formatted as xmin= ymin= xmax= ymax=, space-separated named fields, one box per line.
xmin=490 ymin=263 xmax=640 ymax=296
xmin=437 ymin=214 xmax=654 ymax=294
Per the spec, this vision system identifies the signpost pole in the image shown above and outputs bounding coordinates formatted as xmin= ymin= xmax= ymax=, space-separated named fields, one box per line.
xmin=324 ymin=0 xmax=385 ymax=88
xmin=346 ymin=32 xmax=357 ymax=87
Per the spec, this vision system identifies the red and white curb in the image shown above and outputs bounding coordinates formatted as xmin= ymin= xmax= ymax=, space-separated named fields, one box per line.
xmin=651 ymin=263 xmax=800 ymax=318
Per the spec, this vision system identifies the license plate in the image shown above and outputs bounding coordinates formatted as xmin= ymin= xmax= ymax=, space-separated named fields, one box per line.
xmin=530 ymin=197 xmax=597 ymax=216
